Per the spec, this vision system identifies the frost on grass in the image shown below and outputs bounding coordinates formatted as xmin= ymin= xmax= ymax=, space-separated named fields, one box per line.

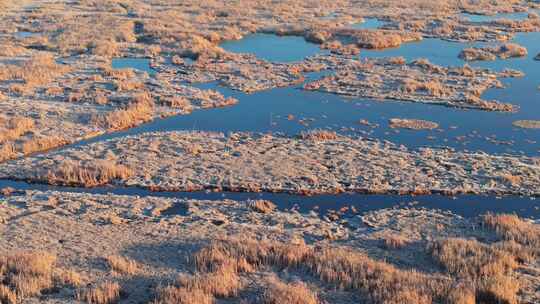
xmin=2 ymin=131 xmax=539 ymax=196
xmin=2 ymin=191 xmax=540 ymax=303
xmin=0 ymin=252 xmax=81 ymax=304
xmin=303 ymin=56 xmax=518 ymax=112
xmin=45 ymin=160 xmax=133 ymax=187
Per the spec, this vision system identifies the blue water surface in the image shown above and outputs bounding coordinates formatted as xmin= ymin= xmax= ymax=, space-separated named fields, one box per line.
xmin=106 ymin=32 xmax=540 ymax=156
xmin=112 ymin=58 xmax=156 ymax=75
xmin=1 ymin=179 xmax=539 ymax=219
xmin=20 ymin=26 xmax=537 ymax=218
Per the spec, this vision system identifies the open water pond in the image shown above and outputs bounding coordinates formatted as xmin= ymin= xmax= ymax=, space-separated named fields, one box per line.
xmin=221 ymin=33 xmax=322 ymax=62
xmin=349 ymin=18 xmax=386 ymax=29
xmin=14 ymin=31 xmax=40 ymax=39
xmin=460 ymin=11 xmax=532 ymax=23
xmin=106 ymin=32 xmax=540 ymax=156
xmin=112 ymin=58 xmax=156 ymax=75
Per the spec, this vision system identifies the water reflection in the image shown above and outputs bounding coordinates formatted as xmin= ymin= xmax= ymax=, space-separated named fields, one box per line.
xmin=1 ymin=179 xmax=539 ymax=219
xmin=349 ymin=18 xmax=386 ymax=29
xmin=221 ymin=33 xmax=322 ymax=62
xmin=112 ymin=57 xmax=156 ymax=75
xmin=15 ymin=31 xmax=40 ymax=39
xmin=461 ymin=12 xmax=531 ymax=23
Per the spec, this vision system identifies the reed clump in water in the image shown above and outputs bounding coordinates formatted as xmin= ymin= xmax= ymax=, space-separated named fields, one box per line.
xmin=389 ymin=118 xmax=439 ymax=130
xmin=512 ymin=120 xmax=540 ymax=129
xmin=460 ymin=43 xmax=528 ymax=61
xmin=300 ymin=130 xmax=338 ymax=141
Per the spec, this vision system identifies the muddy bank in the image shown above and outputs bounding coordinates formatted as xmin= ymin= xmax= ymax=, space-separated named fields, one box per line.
xmin=1 ymin=131 xmax=539 ymax=196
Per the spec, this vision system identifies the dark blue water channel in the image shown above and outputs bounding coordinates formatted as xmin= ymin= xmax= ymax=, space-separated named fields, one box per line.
xmin=1 ymin=179 xmax=539 ymax=219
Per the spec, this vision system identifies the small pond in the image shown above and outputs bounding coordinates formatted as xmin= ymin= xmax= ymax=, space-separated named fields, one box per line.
xmin=220 ymin=33 xmax=322 ymax=62
xmin=112 ymin=58 xmax=156 ymax=75
xmin=15 ymin=31 xmax=40 ymax=39
xmin=461 ymin=11 xmax=531 ymax=23
xmin=349 ymin=18 xmax=386 ymax=29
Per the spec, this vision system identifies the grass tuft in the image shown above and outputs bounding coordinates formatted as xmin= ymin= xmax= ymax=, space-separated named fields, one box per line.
xmin=248 ymin=200 xmax=276 ymax=214
xmin=77 ymin=281 xmax=121 ymax=304
xmin=262 ymin=276 xmax=318 ymax=304
xmin=106 ymin=255 xmax=139 ymax=275
xmin=46 ymin=160 xmax=132 ymax=187
xmin=92 ymin=92 xmax=155 ymax=131
xmin=0 ymin=252 xmax=56 ymax=300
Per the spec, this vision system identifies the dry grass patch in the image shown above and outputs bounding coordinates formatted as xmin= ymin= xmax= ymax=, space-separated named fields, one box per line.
xmin=153 ymin=285 xmax=213 ymax=304
xmin=248 ymin=200 xmax=276 ymax=214
xmin=54 ymin=269 xmax=83 ymax=287
xmin=0 ymin=116 xmax=35 ymax=143
xmin=445 ymin=286 xmax=476 ymax=304
xmin=188 ymin=236 xmax=535 ymax=303
xmin=484 ymin=213 xmax=540 ymax=247
xmin=21 ymin=135 xmax=68 ymax=155
xmin=0 ymin=252 xmax=60 ymax=304
xmin=193 ymin=238 xmax=444 ymax=303
xmin=106 ymin=255 xmax=139 ymax=275
xmin=0 ymin=116 xmax=70 ymax=162
xmin=429 ymin=238 xmax=519 ymax=304
xmin=46 ymin=160 xmax=132 ymax=187
xmin=382 ymin=234 xmax=410 ymax=249
xmin=0 ymin=54 xmax=71 ymax=94
xmin=77 ymin=281 xmax=121 ymax=304
xmin=500 ymin=173 xmax=522 ymax=187
xmin=176 ymin=266 xmax=242 ymax=298
xmin=262 ymin=276 xmax=318 ymax=304
xmin=92 ymin=92 xmax=155 ymax=131
xmin=401 ymin=78 xmax=450 ymax=97
xmin=51 ymin=14 xmax=136 ymax=57
xmin=153 ymin=265 xmax=241 ymax=303
xmin=429 ymin=238 xmax=517 ymax=278
xmin=0 ymin=143 xmax=17 ymax=162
